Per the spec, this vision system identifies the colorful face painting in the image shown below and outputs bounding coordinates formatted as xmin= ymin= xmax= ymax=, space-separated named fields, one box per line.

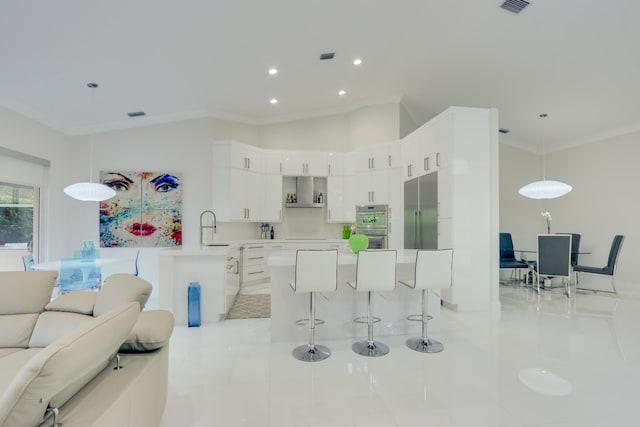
xmin=99 ymin=171 xmax=182 ymax=247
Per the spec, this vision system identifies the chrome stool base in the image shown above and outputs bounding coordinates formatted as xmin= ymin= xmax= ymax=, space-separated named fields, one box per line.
xmin=292 ymin=344 xmax=331 ymax=362
xmin=406 ymin=337 xmax=444 ymax=353
xmin=352 ymin=340 xmax=389 ymax=357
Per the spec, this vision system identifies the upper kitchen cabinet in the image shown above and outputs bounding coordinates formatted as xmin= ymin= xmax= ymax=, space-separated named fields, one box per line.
xmin=401 ymin=131 xmax=419 ymax=181
xmin=327 ymin=175 xmax=356 ymax=223
xmin=280 ymin=150 xmax=328 ymax=176
xmin=214 ymin=167 xmax=264 ymax=221
xmin=354 ymin=167 xmax=402 ymax=213
xmin=213 ymin=141 xmax=266 ymax=222
xmin=213 ymin=140 xmax=264 ymax=173
xmin=264 ymin=173 xmax=283 ymax=223
xmin=327 ymin=152 xmax=356 ymax=176
xmin=355 ymin=141 xmax=402 ymax=172
xmin=264 ymin=150 xmax=284 ymax=175
xmin=401 ymin=116 xmax=453 ymax=182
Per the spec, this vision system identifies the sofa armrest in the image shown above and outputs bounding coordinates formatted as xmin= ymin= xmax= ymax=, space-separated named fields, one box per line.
xmin=120 ymin=310 xmax=175 ymax=352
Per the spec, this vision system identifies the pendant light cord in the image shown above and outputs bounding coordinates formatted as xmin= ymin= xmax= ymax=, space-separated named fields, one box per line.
xmin=88 ymin=82 xmax=98 ymax=184
xmin=540 ymin=113 xmax=547 ymax=180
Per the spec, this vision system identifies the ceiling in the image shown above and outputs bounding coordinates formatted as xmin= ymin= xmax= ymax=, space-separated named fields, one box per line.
xmin=1 ymin=0 xmax=639 ymax=152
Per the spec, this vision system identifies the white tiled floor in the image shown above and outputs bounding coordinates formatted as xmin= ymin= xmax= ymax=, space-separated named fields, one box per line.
xmin=159 ymin=285 xmax=640 ymax=427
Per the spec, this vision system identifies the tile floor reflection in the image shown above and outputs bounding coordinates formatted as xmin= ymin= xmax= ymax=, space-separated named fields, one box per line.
xmin=159 ymin=285 xmax=640 ymax=427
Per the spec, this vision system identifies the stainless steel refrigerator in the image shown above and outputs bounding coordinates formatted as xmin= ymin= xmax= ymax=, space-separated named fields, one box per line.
xmin=404 ymin=172 xmax=438 ymax=249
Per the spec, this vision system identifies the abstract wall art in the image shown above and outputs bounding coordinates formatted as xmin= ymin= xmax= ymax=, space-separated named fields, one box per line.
xmin=99 ymin=171 xmax=182 ymax=247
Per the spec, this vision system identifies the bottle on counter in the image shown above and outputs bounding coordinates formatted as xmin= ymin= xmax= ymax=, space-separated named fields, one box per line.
xmin=270 ymin=226 xmax=275 ymax=240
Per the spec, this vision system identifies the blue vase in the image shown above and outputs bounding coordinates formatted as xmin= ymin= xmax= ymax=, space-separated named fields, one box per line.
xmin=188 ymin=282 xmax=201 ymax=327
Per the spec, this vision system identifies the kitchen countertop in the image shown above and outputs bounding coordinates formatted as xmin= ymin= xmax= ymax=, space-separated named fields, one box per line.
xmin=160 ymin=239 xmax=349 ymax=256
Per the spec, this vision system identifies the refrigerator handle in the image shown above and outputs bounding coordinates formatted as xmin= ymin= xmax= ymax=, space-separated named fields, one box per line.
xmin=418 ymin=210 xmax=423 ymax=248
xmin=414 ymin=210 xmax=418 ymax=249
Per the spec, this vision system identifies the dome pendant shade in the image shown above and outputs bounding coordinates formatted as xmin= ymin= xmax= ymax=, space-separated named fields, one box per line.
xmin=64 ymin=182 xmax=116 ymax=202
xmin=518 ymin=180 xmax=572 ymax=200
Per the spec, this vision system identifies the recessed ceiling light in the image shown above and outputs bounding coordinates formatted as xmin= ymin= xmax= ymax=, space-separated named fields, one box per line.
xmin=338 ymin=90 xmax=346 ymax=96
xmin=353 ymin=58 xmax=362 ymax=66
xmin=268 ymin=68 xmax=278 ymax=75
xmin=270 ymin=98 xmax=278 ymax=104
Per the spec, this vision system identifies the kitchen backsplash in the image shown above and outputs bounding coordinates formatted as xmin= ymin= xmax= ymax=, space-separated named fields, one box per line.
xmin=214 ymin=208 xmax=346 ymax=241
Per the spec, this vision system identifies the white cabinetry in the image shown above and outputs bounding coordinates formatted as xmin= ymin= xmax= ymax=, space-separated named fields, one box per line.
xmin=264 ymin=174 xmax=283 ymax=222
xmin=403 ymin=107 xmax=498 ymax=312
xmin=355 ymin=141 xmax=402 ymax=172
xmin=213 ymin=141 xmax=267 ymax=222
xmin=402 ymin=117 xmax=452 ymax=182
xmin=327 ymin=175 xmax=356 ymax=223
xmin=326 ymin=152 xmax=356 ymax=223
xmin=241 ymin=244 xmax=269 ymax=284
xmin=216 ymin=141 xmax=263 ymax=172
xmin=228 ymin=168 xmax=264 ymax=221
xmin=281 ymin=151 xmax=328 ymax=176
xmin=213 ymin=140 xmax=283 ymax=223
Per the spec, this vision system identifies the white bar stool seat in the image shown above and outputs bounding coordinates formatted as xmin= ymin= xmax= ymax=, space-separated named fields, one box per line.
xmin=346 ymin=250 xmax=397 ymax=357
xmin=399 ymin=249 xmax=453 ymax=353
xmin=289 ymin=250 xmax=338 ymax=362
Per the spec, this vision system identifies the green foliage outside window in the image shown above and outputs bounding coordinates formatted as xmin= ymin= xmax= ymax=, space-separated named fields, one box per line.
xmin=0 ymin=183 xmax=34 ymax=245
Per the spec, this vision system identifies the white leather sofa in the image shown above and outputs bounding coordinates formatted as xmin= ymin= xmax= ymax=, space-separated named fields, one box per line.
xmin=0 ymin=271 xmax=174 ymax=427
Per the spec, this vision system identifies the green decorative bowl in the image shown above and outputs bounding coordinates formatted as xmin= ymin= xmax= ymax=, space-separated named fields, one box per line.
xmin=349 ymin=234 xmax=369 ymax=254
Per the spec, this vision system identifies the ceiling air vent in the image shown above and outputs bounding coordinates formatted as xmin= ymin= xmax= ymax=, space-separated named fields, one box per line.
xmin=127 ymin=111 xmax=146 ymax=118
xmin=319 ymin=52 xmax=335 ymax=60
xmin=499 ymin=128 xmax=511 ymax=134
xmin=500 ymin=0 xmax=530 ymax=14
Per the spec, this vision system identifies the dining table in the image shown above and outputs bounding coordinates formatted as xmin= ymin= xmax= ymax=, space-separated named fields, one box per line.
xmin=33 ymin=257 xmax=130 ymax=282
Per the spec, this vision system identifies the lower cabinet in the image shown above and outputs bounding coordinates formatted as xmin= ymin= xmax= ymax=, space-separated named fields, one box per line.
xmin=240 ymin=244 xmax=269 ymax=284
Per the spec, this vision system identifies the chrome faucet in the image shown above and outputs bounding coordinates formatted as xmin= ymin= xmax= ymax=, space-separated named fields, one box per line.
xmin=200 ymin=210 xmax=217 ymax=246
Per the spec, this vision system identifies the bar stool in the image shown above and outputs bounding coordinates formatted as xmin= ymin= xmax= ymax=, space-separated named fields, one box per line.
xmin=347 ymin=250 xmax=397 ymax=357
xmin=399 ymin=249 xmax=453 ymax=353
xmin=289 ymin=249 xmax=338 ymax=362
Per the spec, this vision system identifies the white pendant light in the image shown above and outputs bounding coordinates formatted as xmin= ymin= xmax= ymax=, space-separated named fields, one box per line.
xmin=518 ymin=114 xmax=572 ymax=200
xmin=64 ymin=83 xmax=116 ymax=202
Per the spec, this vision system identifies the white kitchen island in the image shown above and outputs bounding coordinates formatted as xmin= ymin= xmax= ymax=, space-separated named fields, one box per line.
xmin=158 ymin=245 xmax=237 ymax=325
xmin=157 ymin=239 xmax=348 ymax=326
xmin=268 ymin=249 xmax=442 ymax=343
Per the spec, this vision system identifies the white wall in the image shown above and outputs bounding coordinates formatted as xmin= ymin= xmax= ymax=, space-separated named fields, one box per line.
xmin=499 ymin=143 xmax=545 ymax=252
xmin=399 ymin=103 xmax=419 ymax=138
xmin=0 ymin=106 xmax=73 ymax=262
xmin=499 ymin=132 xmax=639 ymax=293
xmin=257 ymin=103 xmax=402 ymax=151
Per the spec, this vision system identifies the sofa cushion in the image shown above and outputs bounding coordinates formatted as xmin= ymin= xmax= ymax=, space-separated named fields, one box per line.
xmin=120 ymin=310 xmax=175 ymax=352
xmin=0 ymin=302 xmax=139 ymax=427
xmin=0 ymin=313 xmax=40 ymax=348
xmin=0 ymin=348 xmax=23 ymax=359
xmin=93 ymin=274 xmax=152 ymax=317
xmin=0 ymin=271 xmax=57 ymax=314
xmin=28 ymin=312 xmax=94 ymax=348
xmin=0 ymin=348 xmax=41 ymax=399
xmin=45 ymin=291 xmax=98 ymax=315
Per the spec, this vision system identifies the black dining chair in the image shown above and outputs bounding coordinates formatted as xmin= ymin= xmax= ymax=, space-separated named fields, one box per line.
xmin=535 ymin=234 xmax=572 ymax=296
xmin=499 ymin=233 xmax=529 ymax=284
xmin=574 ymin=235 xmax=624 ymax=295
xmin=556 ymin=233 xmax=581 ymax=267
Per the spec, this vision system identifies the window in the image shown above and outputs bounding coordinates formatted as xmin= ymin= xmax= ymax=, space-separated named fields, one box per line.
xmin=0 ymin=182 xmax=38 ymax=270
xmin=0 ymin=182 xmax=35 ymax=245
